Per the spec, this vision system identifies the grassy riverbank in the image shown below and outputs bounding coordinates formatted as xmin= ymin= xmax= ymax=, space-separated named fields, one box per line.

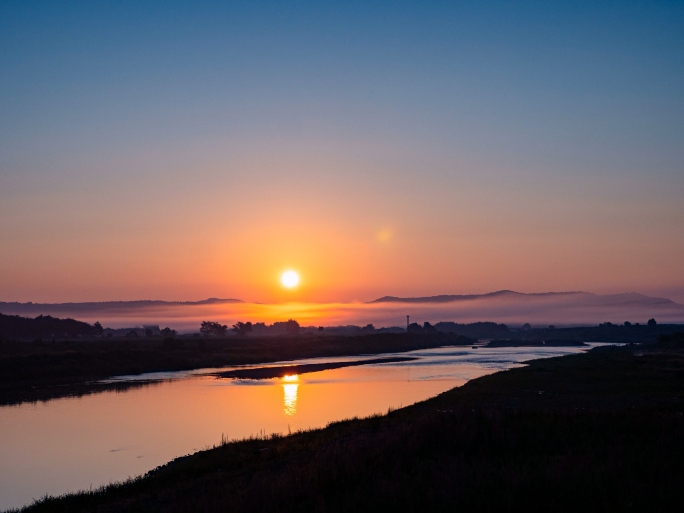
xmin=14 ymin=333 xmax=684 ymax=512
xmin=0 ymin=332 xmax=470 ymax=405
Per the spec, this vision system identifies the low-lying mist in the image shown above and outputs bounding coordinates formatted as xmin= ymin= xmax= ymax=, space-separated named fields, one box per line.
xmin=2 ymin=292 xmax=683 ymax=332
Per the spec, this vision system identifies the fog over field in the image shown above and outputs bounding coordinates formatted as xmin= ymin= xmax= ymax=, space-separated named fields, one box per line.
xmin=2 ymin=291 xmax=682 ymax=332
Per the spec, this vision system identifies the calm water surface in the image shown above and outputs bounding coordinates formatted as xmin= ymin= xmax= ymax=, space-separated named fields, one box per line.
xmin=0 ymin=345 xmax=601 ymax=510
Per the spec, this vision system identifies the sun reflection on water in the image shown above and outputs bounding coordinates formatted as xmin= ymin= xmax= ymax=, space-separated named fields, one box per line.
xmin=282 ymin=375 xmax=299 ymax=416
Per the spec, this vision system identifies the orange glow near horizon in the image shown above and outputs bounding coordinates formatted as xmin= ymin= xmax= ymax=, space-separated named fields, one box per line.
xmin=3 ymin=180 xmax=683 ymax=306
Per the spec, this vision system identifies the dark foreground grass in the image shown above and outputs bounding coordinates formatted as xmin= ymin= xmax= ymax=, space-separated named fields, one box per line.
xmin=14 ymin=335 xmax=684 ymax=513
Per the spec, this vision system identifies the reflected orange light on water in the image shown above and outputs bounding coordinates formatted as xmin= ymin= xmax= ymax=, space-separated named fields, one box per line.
xmin=282 ymin=374 xmax=299 ymax=416
xmin=283 ymin=384 xmax=299 ymax=416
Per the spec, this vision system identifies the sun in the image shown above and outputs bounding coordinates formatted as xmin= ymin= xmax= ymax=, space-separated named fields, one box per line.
xmin=280 ymin=270 xmax=300 ymax=289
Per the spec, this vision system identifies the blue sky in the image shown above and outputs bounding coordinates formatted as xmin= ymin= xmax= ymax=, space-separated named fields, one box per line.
xmin=1 ymin=1 xmax=683 ymax=303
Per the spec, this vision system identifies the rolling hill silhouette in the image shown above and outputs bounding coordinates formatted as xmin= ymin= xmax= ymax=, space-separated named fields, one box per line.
xmin=369 ymin=290 xmax=683 ymax=308
xmin=0 ymin=297 xmax=243 ymax=315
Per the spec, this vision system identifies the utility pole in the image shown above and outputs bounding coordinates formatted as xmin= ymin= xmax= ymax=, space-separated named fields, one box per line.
xmin=406 ymin=315 xmax=410 ymax=330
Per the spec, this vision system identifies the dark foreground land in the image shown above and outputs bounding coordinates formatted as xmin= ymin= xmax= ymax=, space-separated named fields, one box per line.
xmin=0 ymin=332 xmax=470 ymax=406
xmin=14 ymin=333 xmax=684 ymax=513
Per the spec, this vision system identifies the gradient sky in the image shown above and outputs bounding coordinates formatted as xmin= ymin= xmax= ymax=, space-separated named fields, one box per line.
xmin=1 ymin=0 xmax=683 ymax=304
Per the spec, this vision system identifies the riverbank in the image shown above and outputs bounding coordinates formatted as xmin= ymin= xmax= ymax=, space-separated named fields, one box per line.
xmin=14 ymin=333 xmax=684 ymax=512
xmin=0 ymin=332 xmax=471 ymax=405
xmin=213 ymin=356 xmax=417 ymax=380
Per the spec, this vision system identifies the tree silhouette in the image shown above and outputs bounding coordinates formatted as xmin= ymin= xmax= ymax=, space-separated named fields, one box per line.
xmin=200 ymin=321 xmax=228 ymax=337
xmin=423 ymin=322 xmax=437 ymax=333
xmin=285 ymin=319 xmax=300 ymax=335
xmin=647 ymin=318 xmax=657 ymax=327
xmin=232 ymin=321 xmax=253 ymax=337
xmin=407 ymin=322 xmax=423 ymax=334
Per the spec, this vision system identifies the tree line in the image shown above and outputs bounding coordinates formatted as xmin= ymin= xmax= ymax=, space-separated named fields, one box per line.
xmin=200 ymin=319 xmax=301 ymax=337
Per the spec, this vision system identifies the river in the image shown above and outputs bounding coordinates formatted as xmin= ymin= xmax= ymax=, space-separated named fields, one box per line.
xmin=0 ymin=344 xmax=601 ymax=511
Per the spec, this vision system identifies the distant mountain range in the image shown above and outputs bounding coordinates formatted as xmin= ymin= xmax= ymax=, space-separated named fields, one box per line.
xmin=2 ymin=291 xmax=679 ymax=313
xmin=0 ymin=297 xmax=243 ymax=315
xmin=369 ymin=290 xmax=683 ymax=308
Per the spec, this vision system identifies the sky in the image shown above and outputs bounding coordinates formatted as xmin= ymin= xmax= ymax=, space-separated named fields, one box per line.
xmin=1 ymin=0 xmax=683 ymax=305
